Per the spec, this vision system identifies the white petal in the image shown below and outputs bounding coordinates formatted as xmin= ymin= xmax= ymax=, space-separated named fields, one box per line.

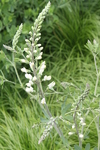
xmin=72 ymin=124 xmax=75 ymax=129
xmin=68 ymin=132 xmax=74 ymax=135
xmin=25 ymin=73 xmax=32 ymax=80
xmin=33 ymin=76 xmax=37 ymax=81
xmin=41 ymin=98 xmax=46 ymax=104
xmin=48 ymin=81 xmax=55 ymax=89
xmin=42 ymin=75 xmax=51 ymax=81
xmin=79 ymin=133 xmax=84 ymax=138
xmin=25 ymin=87 xmax=33 ymax=93
xmin=20 ymin=59 xmax=26 ymax=63
xmin=21 ymin=67 xmax=27 ymax=73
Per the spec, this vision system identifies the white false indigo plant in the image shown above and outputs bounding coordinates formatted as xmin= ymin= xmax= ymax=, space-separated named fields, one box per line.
xmin=3 ymin=1 xmax=69 ymax=148
xmin=2 ymin=1 xmax=100 ymax=149
xmin=85 ymin=39 xmax=100 ymax=149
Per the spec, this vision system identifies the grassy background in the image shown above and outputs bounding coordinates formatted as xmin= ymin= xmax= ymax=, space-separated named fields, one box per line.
xmin=0 ymin=0 xmax=100 ymax=149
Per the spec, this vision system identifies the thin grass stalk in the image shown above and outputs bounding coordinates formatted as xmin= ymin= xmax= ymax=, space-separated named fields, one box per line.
xmin=93 ymin=53 xmax=100 ymax=149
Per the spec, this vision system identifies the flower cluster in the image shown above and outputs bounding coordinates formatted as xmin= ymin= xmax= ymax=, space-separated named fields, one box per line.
xmin=20 ymin=2 xmax=56 ymax=104
xmin=68 ymin=113 xmax=86 ymax=139
xmin=86 ymin=39 xmax=99 ymax=55
xmin=68 ymin=84 xmax=90 ymax=140
xmin=38 ymin=117 xmax=56 ymax=144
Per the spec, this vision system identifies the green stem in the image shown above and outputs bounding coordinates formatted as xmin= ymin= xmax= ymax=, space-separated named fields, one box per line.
xmin=12 ymin=51 xmax=23 ymax=87
xmin=94 ymin=54 xmax=99 ymax=97
xmin=98 ymin=130 xmax=100 ymax=150
xmin=30 ymin=51 xmax=70 ymax=148
xmin=14 ymin=64 xmax=23 ymax=87
xmin=93 ymin=54 xmax=100 ymax=150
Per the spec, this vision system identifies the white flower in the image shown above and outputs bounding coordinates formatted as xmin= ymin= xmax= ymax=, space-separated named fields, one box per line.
xmin=29 ymin=80 xmax=33 ymax=85
xmin=32 ymin=43 xmax=34 ymax=47
xmin=24 ymin=48 xmax=29 ymax=51
xmin=37 ymin=33 xmax=41 ymax=36
xmin=39 ymin=47 xmax=43 ymax=51
xmin=37 ymin=28 xmax=40 ymax=32
xmin=37 ymin=44 xmax=41 ymax=47
xmin=36 ymin=55 xmax=42 ymax=60
xmin=25 ymin=39 xmax=30 ymax=43
xmin=88 ymin=40 xmax=91 ymax=44
xmin=26 ymin=55 xmax=30 ymax=58
xmin=33 ymin=76 xmax=37 ymax=81
xmin=72 ymin=124 xmax=75 ymax=129
xmin=31 ymin=26 xmax=34 ymax=30
xmin=35 ymin=38 xmax=40 ymax=42
xmin=68 ymin=132 xmax=74 ymax=135
xmin=41 ymin=98 xmax=46 ymax=104
xmin=42 ymin=75 xmax=51 ymax=81
xmin=40 ymin=52 xmax=43 ymax=55
xmin=26 ymin=82 xmax=31 ymax=87
xmin=36 ymin=52 xmax=43 ymax=60
xmin=30 ymin=37 xmax=32 ymax=41
xmin=30 ymin=62 xmax=34 ymax=70
xmin=81 ymin=122 xmax=86 ymax=126
xmin=25 ymin=87 xmax=33 ymax=93
xmin=21 ymin=67 xmax=27 ymax=73
xmin=48 ymin=81 xmax=55 ymax=89
xmin=33 ymin=50 xmax=37 ymax=53
xmin=39 ymin=61 xmax=46 ymax=75
xmin=29 ymin=31 xmax=32 ymax=35
xmin=20 ymin=59 xmax=26 ymax=63
xmin=93 ymin=39 xmax=97 ymax=45
xmin=26 ymin=80 xmax=33 ymax=87
xmin=25 ymin=73 xmax=32 ymax=80
xmin=79 ymin=133 xmax=84 ymax=138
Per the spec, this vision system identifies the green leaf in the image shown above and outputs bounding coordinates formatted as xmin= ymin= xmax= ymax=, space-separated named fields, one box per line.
xmin=22 ymin=21 xmax=32 ymax=34
xmin=61 ymin=96 xmax=67 ymax=110
xmin=9 ymin=25 xmax=16 ymax=37
xmin=0 ymin=51 xmax=5 ymax=61
xmin=74 ymin=145 xmax=82 ymax=150
xmin=14 ymin=58 xmax=22 ymax=63
xmin=61 ymin=101 xmax=72 ymax=117
xmin=94 ymin=147 xmax=98 ymax=150
xmin=61 ymin=136 xmax=69 ymax=147
xmin=58 ymin=2 xmax=70 ymax=9
xmin=41 ymin=109 xmax=50 ymax=119
xmin=40 ymin=117 xmax=49 ymax=123
xmin=3 ymin=16 xmax=8 ymax=26
xmin=5 ymin=62 xmax=13 ymax=72
xmin=0 ymin=76 xmax=4 ymax=85
xmin=64 ymin=115 xmax=73 ymax=121
xmin=0 ymin=34 xmax=2 ymax=42
xmin=0 ymin=21 xmax=3 ymax=31
xmin=85 ymin=143 xmax=90 ymax=150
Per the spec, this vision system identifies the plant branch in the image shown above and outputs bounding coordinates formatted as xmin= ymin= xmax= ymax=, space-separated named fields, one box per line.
xmin=73 ymin=83 xmax=90 ymax=147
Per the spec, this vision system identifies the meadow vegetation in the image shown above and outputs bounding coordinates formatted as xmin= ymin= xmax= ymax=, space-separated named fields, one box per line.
xmin=0 ymin=0 xmax=100 ymax=150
